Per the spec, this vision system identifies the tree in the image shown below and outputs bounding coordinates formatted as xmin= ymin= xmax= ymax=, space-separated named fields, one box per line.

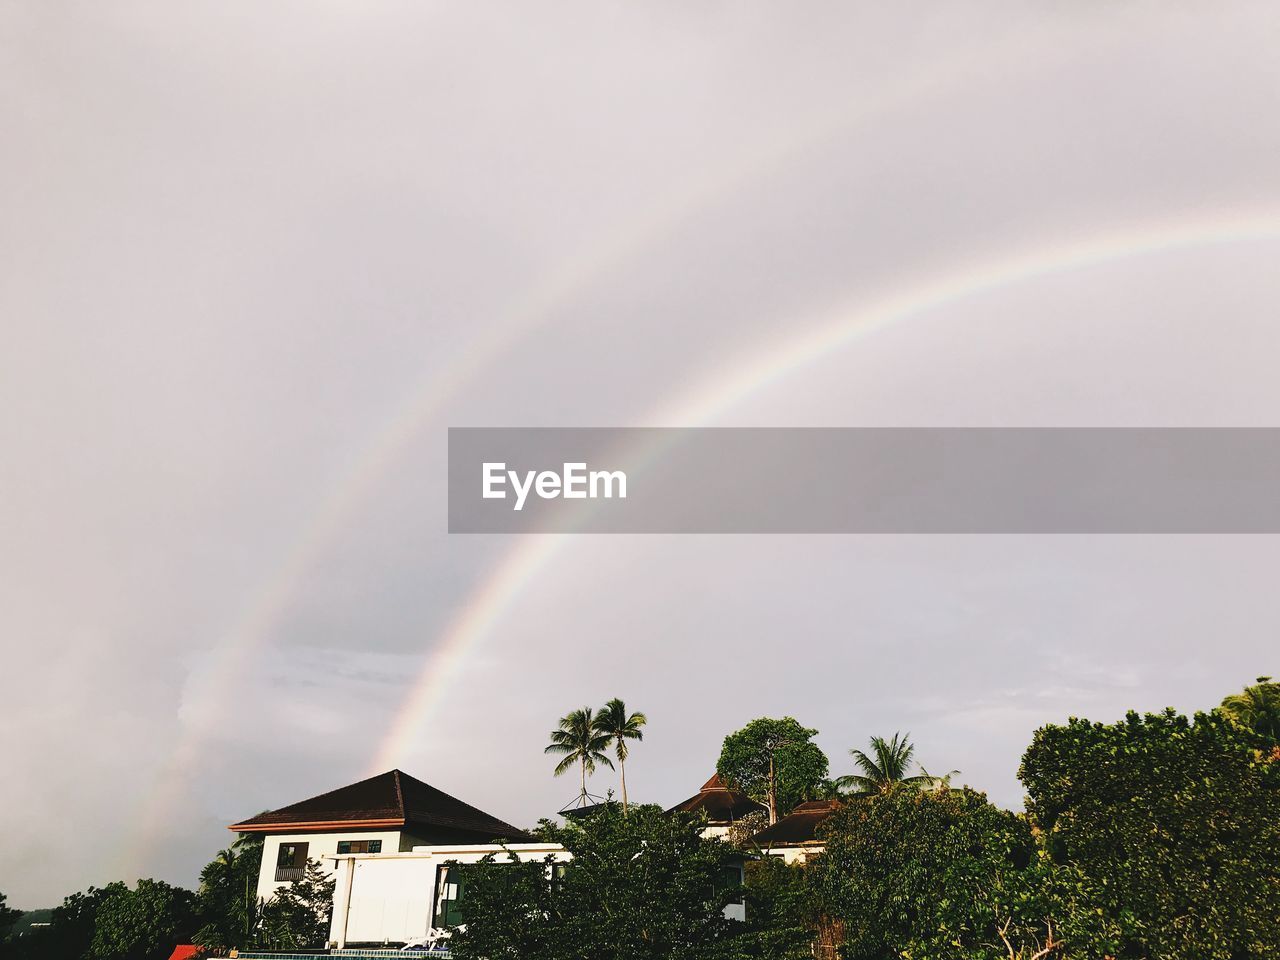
xmin=593 ymin=698 xmax=647 ymax=812
xmin=0 ymin=892 xmax=21 ymax=943
xmin=717 ymin=717 xmax=829 ymax=824
xmin=1220 ymin=676 xmax=1280 ymax=744
xmin=86 ymin=879 xmax=198 ymax=960
xmin=192 ymin=836 xmax=263 ymax=950
xmin=1020 ymin=707 xmax=1280 ymax=960
xmin=546 ymin=706 xmax=614 ymax=806
xmin=449 ymin=805 xmax=766 ymax=960
xmin=833 ymin=732 xmax=951 ymax=795
xmin=5 ymin=883 xmax=126 ymax=960
xmin=809 ymin=788 xmax=1119 ymax=960
xmin=257 ymin=859 xmax=334 ymax=950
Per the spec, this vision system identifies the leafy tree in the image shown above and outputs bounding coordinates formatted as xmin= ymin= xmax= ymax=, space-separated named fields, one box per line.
xmin=833 ymin=732 xmax=953 ymax=795
xmin=739 ymin=858 xmax=821 ymax=959
xmin=449 ymin=805 xmax=766 ymax=960
xmin=593 ymin=698 xmax=647 ymax=812
xmin=257 ymin=859 xmax=334 ymax=950
xmin=1220 ymin=676 xmax=1280 ymax=744
xmin=717 ymin=717 xmax=829 ymax=823
xmin=809 ymin=787 xmax=1118 ymax=960
xmin=1020 ymin=707 xmax=1280 ymax=960
xmin=5 ymin=883 xmax=126 ymax=960
xmin=85 ymin=879 xmax=198 ymax=960
xmin=0 ymin=892 xmax=21 ymax=942
xmin=192 ymin=836 xmax=263 ymax=950
xmin=546 ymin=706 xmax=614 ymax=806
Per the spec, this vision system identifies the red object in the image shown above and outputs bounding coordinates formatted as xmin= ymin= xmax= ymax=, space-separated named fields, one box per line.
xmin=167 ymin=946 xmax=201 ymax=960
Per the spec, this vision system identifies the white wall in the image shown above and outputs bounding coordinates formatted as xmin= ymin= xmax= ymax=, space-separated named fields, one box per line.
xmin=331 ymin=843 xmax=568 ymax=948
xmin=254 ymin=830 xmax=405 ymax=903
xmin=329 ymin=842 xmax=747 ymax=947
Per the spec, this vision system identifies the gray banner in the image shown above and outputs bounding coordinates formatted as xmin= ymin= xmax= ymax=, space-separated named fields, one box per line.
xmin=448 ymin=428 xmax=1280 ymax=533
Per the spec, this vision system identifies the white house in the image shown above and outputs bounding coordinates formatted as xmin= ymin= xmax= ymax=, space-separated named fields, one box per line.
xmin=233 ymin=769 xmax=748 ymax=950
xmin=228 ymin=769 xmax=531 ymax=903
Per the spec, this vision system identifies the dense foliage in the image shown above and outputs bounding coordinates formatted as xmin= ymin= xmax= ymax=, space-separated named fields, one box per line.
xmin=809 ymin=787 xmax=1118 ymax=960
xmin=718 ymin=717 xmax=830 ymax=822
xmin=449 ymin=805 xmax=766 ymax=960
xmin=256 ymin=859 xmax=335 ymax=950
xmin=86 ymin=879 xmax=199 ymax=960
xmin=0 ymin=894 xmax=19 ymax=943
xmin=192 ymin=837 xmax=263 ymax=950
xmin=1021 ymin=707 xmax=1280 ymax=960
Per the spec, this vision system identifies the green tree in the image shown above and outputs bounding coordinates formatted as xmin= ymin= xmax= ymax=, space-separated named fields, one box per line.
xmin=86 ymin=879 xmax=198 ymax=960
xmin=1220 ymin=676 xmax=1280 ymax=744
xmin=1020 ymin=707 xmax=1280 ymax=960
xmin=257 ymin=859 xmax=334 ymax=950
xmin=192 ymin=836 xmax=263 ymax=950
xmin=0 ymin=892 xmax=21 ymax=943
xmin=449 ymin=805 xmax=765 ymax=960
xmin=740 ymin=858 xmax=822 ymax=959
xmin=546 ymin=706 xmax=614 ymax=806
xmin=717 ymin=717 xmax=829 ymax=823
xmin=810 ymin=788 xmax=1118 ymax=960
xmin=593 ymin=698 xmax=647 ymax=812
xmin=833 ymin=732 xmax=952 ymax=795
xmin=5 ymin=883 xmax=126 ymax=960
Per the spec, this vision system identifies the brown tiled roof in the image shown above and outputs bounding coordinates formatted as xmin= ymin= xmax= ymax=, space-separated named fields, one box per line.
xmin=750 ymin=799 xmax=844 ymax=846
xmin=229 ymin=769 xmax=530 ymax=840
xmin=667 ymin=773 xmax=765 ymax=823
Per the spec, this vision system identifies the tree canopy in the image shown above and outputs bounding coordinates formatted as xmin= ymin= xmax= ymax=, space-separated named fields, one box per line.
xmin=808 ymin=787 xmax=1118 ymax=960
xmin=1220 ymin=676 xmax=1280 ymax=745
xmin=717 ymin=717 xmax=829 ymax=823
xmin=449 ymin=805 xmax=762 ymax=960
xmin=85 ymin=879 xmax=198 ymax=960
xmin=1020 ymin=707 xmax=1280 ymax=960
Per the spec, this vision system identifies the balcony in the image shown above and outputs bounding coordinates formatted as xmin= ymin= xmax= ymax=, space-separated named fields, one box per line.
xmin=274 ymin=865 xmax=305 ymax=883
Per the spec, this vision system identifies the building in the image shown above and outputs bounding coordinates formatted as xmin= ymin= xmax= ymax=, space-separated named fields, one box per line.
xmin=229 ymin=769 xmax=530 ymax=903
xmin=749 ymin=798 xmax=844 ymax=864
xmin=666 ymin=773 xmax=765 ymax=839
xmin=233 ymin=769 xmax=748 ymax=950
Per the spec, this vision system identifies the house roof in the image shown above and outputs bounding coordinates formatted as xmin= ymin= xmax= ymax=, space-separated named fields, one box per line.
xmin=667 ymin=773 xmax=765 ymax=823
xmin=229 ymin=769 xmax=531 ymax=840
xmin=750 ymin=799 xmax=844 ymax=847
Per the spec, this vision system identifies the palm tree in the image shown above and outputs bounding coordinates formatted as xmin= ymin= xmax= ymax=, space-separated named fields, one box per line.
xmin=593 ymin=698 xmax=647 ymax=812
xmin=545 ymin=706 xmax=614 ymax=806
xmin=1220 ymin=677 xmax=1280 ymax=743
xmin=835 ymin=732 xmax=955 ymax=795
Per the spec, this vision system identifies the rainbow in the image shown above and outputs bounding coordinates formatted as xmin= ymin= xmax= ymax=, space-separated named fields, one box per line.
xmin=120 ymin=27 xmax=1065 ymax=874
xmin=368 ymin=205 xmax=1280 ymax=773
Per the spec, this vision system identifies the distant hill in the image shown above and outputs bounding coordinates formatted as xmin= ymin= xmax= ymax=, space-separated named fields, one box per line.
xmin=9 ymin=908 xmax=53 ymax=937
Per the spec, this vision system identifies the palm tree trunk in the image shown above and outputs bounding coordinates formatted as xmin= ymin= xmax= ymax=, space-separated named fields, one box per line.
xmin=580 ymin=756 xmax=587 ymax=804
xmin=620 ymin=756 xmax=628 ymax=813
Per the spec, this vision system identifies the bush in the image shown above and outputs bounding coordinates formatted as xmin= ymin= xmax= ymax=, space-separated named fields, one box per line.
xmin=809 ymin=787 xmax=1118 ymax=960
xmin=1021 ymin=708 xmax=1280 ymax=960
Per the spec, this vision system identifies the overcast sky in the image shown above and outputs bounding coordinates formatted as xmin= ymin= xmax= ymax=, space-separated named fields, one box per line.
xmin=3 ymin=1 xmax=1280 ymax=907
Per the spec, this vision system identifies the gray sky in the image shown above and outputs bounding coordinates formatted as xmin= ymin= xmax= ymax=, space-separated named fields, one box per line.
xmin=3 ymin=1 xmax=1280 ymax=907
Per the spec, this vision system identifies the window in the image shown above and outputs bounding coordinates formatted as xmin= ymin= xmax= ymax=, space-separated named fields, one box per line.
xmin=432 ymin=864 xmax=470 ymax=928
xmin=274 ymin=842 xmax=308 ymax=882
xmin=336 ymin=839 xmax=382 ymax=854
xmin=714 ymin=864 xmax=744 ymax=905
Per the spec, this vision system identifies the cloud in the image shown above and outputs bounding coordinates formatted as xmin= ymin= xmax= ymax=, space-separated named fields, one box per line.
xmin=2 ymin=0 xmax=1279 ymax=906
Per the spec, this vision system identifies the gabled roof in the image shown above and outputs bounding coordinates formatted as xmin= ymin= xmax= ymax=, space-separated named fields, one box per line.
xmin=750 ymin=799 xmax=844 ymax=847
xmin=667 ymin=773 xmax=765 ymax=823
xmin=229 ymin=769 xmax=530 ymax=840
